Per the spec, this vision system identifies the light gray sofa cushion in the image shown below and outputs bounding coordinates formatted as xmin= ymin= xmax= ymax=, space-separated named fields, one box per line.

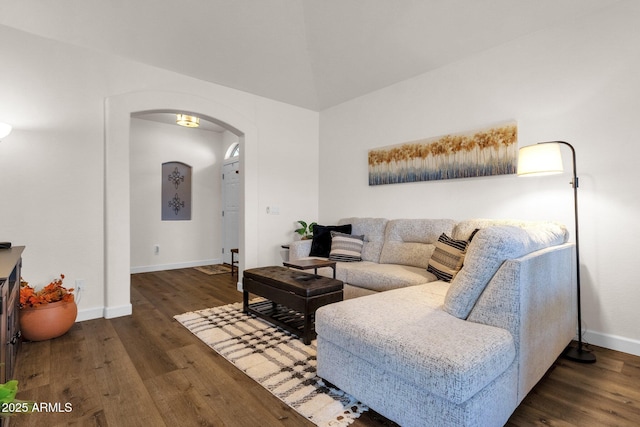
xmin=379 ymin=219 xmax=456 ymax=268
xmin=444 ymin=224 xmax=569 ymax=319
xmin=316 ymin=284 xmax=516 ymax=404
xmin=451 ymin=218 xmax=568 ymax=241
xmin=338 ymin=217 xmax=388 ymax=263
xmin=340 ymin=262 xmax=438 ymax=292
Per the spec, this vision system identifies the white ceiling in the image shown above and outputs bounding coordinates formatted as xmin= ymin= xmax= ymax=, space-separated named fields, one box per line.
xmin=0 ymin=0 xmax=621 ymax=111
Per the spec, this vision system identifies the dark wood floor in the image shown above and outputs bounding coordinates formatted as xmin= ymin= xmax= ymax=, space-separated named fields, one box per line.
xmin=11 ymin=268 xmax=640 ymax=426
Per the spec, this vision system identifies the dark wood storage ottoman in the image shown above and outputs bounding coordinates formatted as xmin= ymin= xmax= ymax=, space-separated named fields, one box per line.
xmin=243 ymin=266 xmax=343 ymax=344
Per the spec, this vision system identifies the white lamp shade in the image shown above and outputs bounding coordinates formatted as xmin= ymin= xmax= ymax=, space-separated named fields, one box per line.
xmin=0 ymin=122 xmax=12 ymax=139
xmin=517 ymin=143 xmax=563 ymax=176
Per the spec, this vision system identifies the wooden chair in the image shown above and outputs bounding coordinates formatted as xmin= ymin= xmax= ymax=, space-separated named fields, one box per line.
xmin=231 ymin=248 xmax=239 ymax=277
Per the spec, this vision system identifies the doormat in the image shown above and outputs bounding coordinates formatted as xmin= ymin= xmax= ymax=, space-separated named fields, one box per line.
xmin=174 ymin=301 xmax=368 ymax=426
xmin=193 ymin=264 xmax=232 ymax=275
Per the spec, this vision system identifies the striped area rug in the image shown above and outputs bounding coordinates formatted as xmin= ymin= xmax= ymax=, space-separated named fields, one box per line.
xmin=174 ymin=302 xmax=368 ymax=426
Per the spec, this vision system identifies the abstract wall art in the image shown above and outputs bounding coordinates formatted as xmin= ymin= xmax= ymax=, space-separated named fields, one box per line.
xmin=368 ymin=121 xmax=518 ymax=185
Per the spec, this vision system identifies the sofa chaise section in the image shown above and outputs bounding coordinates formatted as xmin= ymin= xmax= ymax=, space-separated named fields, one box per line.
xmin=317 ymin=285 xmax=516 ymax=404
xmin=316 ymin=285 xmax=519 ymax=427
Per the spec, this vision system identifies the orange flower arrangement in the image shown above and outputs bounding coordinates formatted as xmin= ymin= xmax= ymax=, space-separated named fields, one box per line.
xmin=20 ymin=274 xmax=75 ymax=308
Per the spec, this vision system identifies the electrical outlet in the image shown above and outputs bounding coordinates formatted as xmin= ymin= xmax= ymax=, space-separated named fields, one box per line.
xmin=154 ymin=244 xmax=160 ymax=254
xmin=75 ymin=279 xmax=86 ymax=292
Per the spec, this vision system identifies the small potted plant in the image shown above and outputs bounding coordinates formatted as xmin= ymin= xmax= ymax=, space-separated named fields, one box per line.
xmin=19 ymin=274 xmax=77 ymax=341
xmin=295 ymin=220 xmax=317 ymax=240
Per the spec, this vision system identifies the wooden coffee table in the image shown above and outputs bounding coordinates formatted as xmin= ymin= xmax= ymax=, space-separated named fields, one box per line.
xmin=282 ymin=258 xmax=337 ymax=279
xmin=242 ymin=266 xmax=343 ymax=344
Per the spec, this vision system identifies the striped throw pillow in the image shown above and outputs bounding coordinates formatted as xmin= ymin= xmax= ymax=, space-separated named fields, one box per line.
xmin=427 ymin=233 xmax=470 ymax=282
xmin=329 ymin=232 xmax=364 ymax=262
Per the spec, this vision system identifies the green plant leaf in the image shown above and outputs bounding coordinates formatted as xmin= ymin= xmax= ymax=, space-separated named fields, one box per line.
xmin=0 ymin=380 xmax=18 ymax=403
xmin=295 ymin=220 xmax=309 ymax=236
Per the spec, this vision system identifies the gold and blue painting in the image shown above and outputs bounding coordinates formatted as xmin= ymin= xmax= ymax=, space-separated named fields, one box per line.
xmin=368 ymin=122 xmax=518 ymax=185
xmin=162 ymin=161 xmax=192 ymax=220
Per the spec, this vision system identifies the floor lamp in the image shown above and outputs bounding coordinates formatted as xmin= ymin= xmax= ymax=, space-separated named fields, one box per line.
xmin=517 ymin=141 xmax=596 ymax=363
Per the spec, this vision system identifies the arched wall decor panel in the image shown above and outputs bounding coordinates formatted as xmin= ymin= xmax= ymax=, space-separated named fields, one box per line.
xmin=162 ymin=161 xmax=192 ymax=221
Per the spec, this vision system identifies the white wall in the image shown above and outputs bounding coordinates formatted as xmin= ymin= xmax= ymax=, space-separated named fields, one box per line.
xmin=319 ymin=2 xmax=640 ymax=356
xmin=130 ymin=118 xmax=224 ymax=272
xmin=0 ymin=25 xmax=319 ymax=321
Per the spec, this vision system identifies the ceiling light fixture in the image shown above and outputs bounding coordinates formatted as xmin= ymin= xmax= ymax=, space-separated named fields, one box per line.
xmin=0 ymin=122 xmax=12 ymax=140
xmin=176 ymin=114 xmax=200 ymax=128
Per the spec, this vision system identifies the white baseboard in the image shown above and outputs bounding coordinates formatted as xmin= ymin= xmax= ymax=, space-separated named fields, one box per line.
xmin=104 ymin=304 xmax=133 ymax=319
xmin=130 ymin=258 xmax=222 ymax=274
xmin=76 ymin=307 xmax=104 ymax=322
xmin=76 ymin=259 xmax=221 ymax=323
xmin=584 ymin=330 xmax=640 ymax=357
xmin=75 ymin=304 xmax=132 ymax=321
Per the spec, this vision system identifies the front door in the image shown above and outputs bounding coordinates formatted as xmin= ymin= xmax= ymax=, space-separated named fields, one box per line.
xmin=222 ymin=160 xmax=240 ymax=264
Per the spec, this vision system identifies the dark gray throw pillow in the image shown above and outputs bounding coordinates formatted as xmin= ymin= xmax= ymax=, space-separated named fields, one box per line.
xmin=309 ymin=224 xmax=352 ymax=257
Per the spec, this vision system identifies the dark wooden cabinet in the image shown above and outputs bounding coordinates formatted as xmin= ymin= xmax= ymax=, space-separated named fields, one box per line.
xmin=0 ymin=246 xmax=23 ymax=384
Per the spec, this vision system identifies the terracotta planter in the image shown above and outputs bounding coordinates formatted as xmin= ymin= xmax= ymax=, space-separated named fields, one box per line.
xmin=19 ymin=301 xmax=78 ymax=341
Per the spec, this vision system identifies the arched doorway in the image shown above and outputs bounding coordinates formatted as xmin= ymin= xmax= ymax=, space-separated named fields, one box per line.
xmin=104 ymin=91 xmax=258 ymax=318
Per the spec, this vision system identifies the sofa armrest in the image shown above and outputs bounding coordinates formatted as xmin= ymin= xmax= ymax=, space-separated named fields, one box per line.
xmin=289 ymin=239 xmax=312 ymax=261
xmin=467 ymin=242 xmax=575 ymax=404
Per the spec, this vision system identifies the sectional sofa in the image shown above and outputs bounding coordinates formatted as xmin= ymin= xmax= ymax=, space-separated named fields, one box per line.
xmin=289 ymin=217 xmax=456 ymax=298
xmin=288 ymin=217 xmax=575 ymax=427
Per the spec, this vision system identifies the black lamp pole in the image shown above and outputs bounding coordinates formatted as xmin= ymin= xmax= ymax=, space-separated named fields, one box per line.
xmin=537 ymin=141 xmax=595 ymax=363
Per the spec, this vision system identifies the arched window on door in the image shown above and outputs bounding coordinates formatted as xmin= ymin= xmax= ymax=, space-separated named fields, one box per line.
xmin=225 ymin=142 xmax=240 ymax=159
